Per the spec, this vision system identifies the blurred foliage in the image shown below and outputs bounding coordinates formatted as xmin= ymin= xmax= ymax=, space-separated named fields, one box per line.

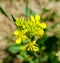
xmin=0 ymin=6 xmax=9 ymax=17
xmin=22 ymin=6 xmax=36 ymax=17
xmin=42 ymin=8 xmax=50 ymax=14
xmin=0 ymin=6 xmax=11 ymax=20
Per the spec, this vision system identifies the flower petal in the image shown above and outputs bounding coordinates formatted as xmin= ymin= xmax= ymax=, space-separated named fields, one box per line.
xmin=35 ymin=14 xmax=40 ymax=21
xmin=14 ymin=30 xmax=20 ymax=35
xmin=30 ymin=15 xmax=35 ymax=21
xmin=40 ymin=23 xmax=46 ymax=29
xmin=16 ymin=38 xmax=21 ymax=44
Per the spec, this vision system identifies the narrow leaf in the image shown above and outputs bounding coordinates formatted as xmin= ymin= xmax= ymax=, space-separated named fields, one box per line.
xmin=11 ymin=14 xmax=16 ymax=22
xmin=0 ymin=6 xmax=10 ymax=19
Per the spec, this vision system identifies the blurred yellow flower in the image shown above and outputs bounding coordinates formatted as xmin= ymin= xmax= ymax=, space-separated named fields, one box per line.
xmin=21 ymin=35 xmax=27 ymax=40
xmin=38 ymin=29 xmax=44 ymax=36
xmin=15 ymin=18 xmax=20 ymax=26
xmin=14 ymin=29 xmax=27 ymax=44
xmin=35 ymin=14 xmax=40 ymax=21
xmin=22 ymin=25 xmax=25 ymax=29
xmin=30 ymin=15 xmax=35 ymax=21
xmin=32 ymin=46 xmax=39 ymax=51
xmin=14 ymin=14 xmax=46 ymax=52
xmin=16 ymin=38 xmax=21 ymax=44
xmin=27 ymin=40 xmax=39 ymax=51
xmin=40 ymin=23 xmax=46 ymax=29
xmin=14 ymin=30 xmax=20 ymax=35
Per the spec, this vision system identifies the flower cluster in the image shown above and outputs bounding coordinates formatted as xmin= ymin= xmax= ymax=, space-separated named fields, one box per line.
xmin=14 ymin=14 xmax=46 ymax=51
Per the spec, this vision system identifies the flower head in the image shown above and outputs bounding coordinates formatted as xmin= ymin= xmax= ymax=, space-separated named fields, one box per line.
xmin=14 ymin=29 xmax=27 ymax=44
xmin=27 ymin=40 xmax=39 ymax=51
xmin=14 ymin=14 xmax=46 ymax=52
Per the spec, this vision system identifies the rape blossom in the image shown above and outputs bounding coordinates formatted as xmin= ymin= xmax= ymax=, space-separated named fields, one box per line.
xmin=14 ymin=14 xmax=46 ymax=51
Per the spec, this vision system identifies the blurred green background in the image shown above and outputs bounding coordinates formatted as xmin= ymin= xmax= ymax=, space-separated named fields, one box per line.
xmin=0 ymin=0 xmax=60 ymax=63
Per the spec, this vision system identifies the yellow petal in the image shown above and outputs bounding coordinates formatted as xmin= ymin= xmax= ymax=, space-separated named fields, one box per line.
xmin=33 ymin=46 xmax=39 ymax=51
xmin=40 ymin=23 xmax=46 ymax=29
xmin=27 ymin=47 xmax=32 ymax=51
xmin=33 ymin=40 xmax=36 ymax=45
xmin=15 ymin=18 xmax=20 ymax=26
xmin=14 ymin=30 xmax=20 ymax=35
xmin=21 ymin=17 xmax=24 ymax=21
xmin=38 ymin=30 xmax=44 ymax=36
xmin=30 ymin=15 xmax=35 ymax=21
xmin=22 ymin=25 xmax=25 ymax=29
xmin=21 ymin=35 xmax=27 ymax=40
xmin=35 ymin=14 xmax=40 ymax=21
xmin=24 ymin=29 xmax=28 ymax=33
xmin=22 ymin=29 xmax=28 ymax=34
xmin=16 ymin=38 xmax=21 ymax=44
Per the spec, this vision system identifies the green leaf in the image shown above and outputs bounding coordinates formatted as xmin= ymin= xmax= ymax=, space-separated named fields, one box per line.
xmin=40 ymin=55 xmax=48 ymax=62
xmin=0 ymin=6 xmax=10 ymax=19
xmin=29 ymin=59 xmax=34 ymax=63
xmin=11 ymin=14 xmax=16 ymax=22
xmin=17 ymin=55 xmax=24 ymax=60
xmin=42 ymin=8 xmax=50 ymax=14
xmin=34 ymin=59 xmax=39 ymax=63
xmin=17 ymin=51 xmax=27 ymax=60
xmin=44 ymin=36 xmax=58 ymax=52
xmin=37 ymin=35 xmax=48 ymax=46
xmin=41 ymin=12 xmax=56 ymax=21
xmin=8 ymin=43 xmax=20 ymax=53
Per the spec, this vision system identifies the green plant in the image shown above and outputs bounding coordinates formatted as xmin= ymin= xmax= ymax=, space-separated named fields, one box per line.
xmin=0 ymin=6 xmax=60 ymax=63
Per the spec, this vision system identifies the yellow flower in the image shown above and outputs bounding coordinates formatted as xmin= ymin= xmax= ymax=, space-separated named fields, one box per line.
xmin=21 ymin=35 xmax=27 ymax=40
xmin=21 ymin=17 xmax=25 ymax=22
xmin=15 ymin=18 xmax=20 ymax=26
xmin=27 ymin=40 xmax=39 ymax=51
xmin=38 ymin=29 xmax=44 ymax=36
xmin=32 ymin=40 xmax=36 ymax=45
xmin=22 ymin=29 xmax=28 ymax=34
xmin=14 ymin=30 xmax=20 ymax=35
xmin=14 ymin=14 xmax=46 ymax=52
xmin=15 ymin=17 xmax=25 ymax=27
xmin=40 ymin=23 xmax=46 ymax=29
xmin=14 ymin=29 xmax=27 ymax=36
xmin=22 ymin=25 xmax=25 ymax=29
xmin=14 ymin=29 xmax=27 ymax=44
xmin=35 ymin=14 xmax=40 ymax=21
xmin=16 ymin=35 xmax=27 ymax=44
xmin=27 ymin=45 xmax=39 ymax=51
xmin=33 ymin=46 xmax=39 ymax=51
xmin=16 ymin=38 xmax=21 ymax=44
xmin=36 ymin=21 xmax=40 ymax=25
xmin=30 ymin=15 xmax=35 ymax=21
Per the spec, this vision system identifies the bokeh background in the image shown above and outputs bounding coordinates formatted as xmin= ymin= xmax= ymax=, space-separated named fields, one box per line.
xmin=0 ymin=0 xmax=60 ymax=63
